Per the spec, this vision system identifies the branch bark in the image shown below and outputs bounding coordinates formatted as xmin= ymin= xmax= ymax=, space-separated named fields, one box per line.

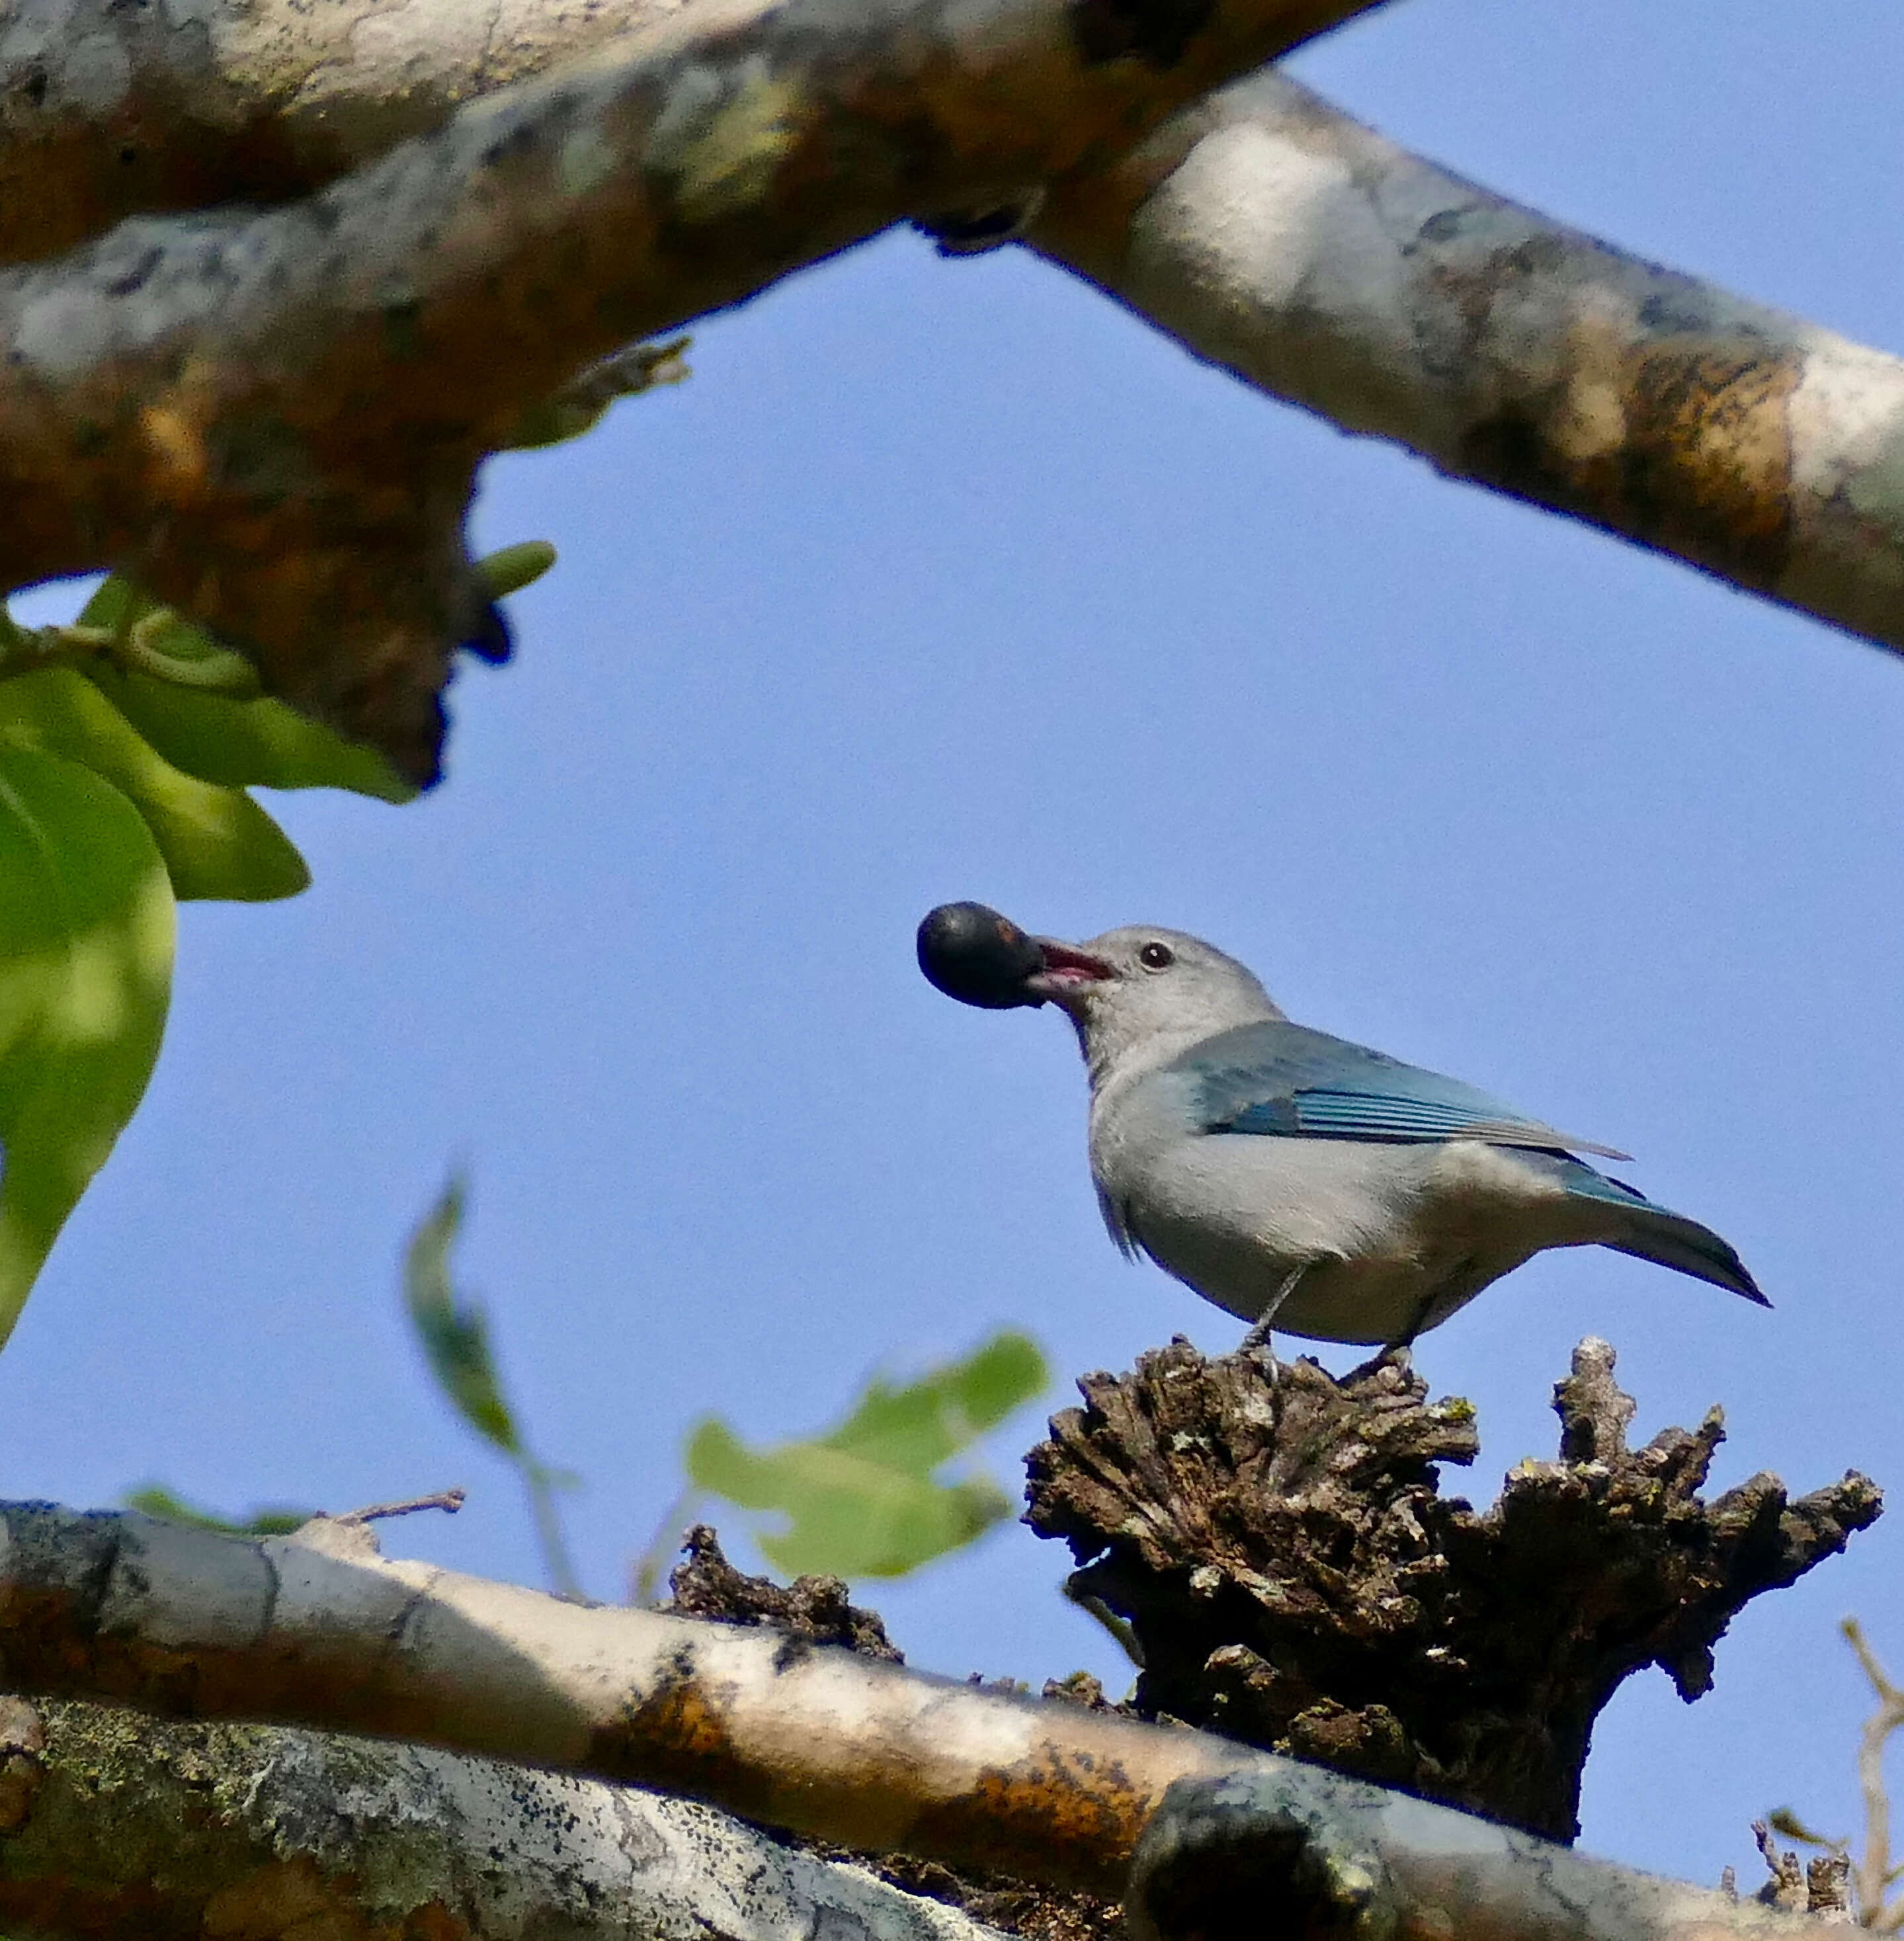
xmin=1031 ymin=69 xmax=1904 ymax=655
xmin=0 ymin=0 xmax=1385 ymax=784
xmin=0 ymin=1693 xmax=1015 ymax=1941
xmin=7 ymin=6 xmax=1904 ymax=783
xmin=0 ymin=1499 xmax=1850 ymax=1941
xmin=0 ymin=0 xmax=684 ymax=263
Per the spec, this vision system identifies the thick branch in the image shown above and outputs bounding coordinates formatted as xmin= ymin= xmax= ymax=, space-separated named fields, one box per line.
xmin=10 ymin=11 xmax=1904 ymax=780
xmin=0 ymin=0 xmax=1382 ymax=784
xmin=0 ymin=1500 xmax=1845 ymax=1941
xmin=0 ymin=0 xmax=684 ymax=263
xmin=0 ymin=1694 xmax=1011 ymax=1941
xmin=1032 ymin=69 xmax=1904 ymax=653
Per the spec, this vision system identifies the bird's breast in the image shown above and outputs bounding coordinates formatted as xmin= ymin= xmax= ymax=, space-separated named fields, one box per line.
xmin=1100 ymin=1133 xmax=1560 ymax=1344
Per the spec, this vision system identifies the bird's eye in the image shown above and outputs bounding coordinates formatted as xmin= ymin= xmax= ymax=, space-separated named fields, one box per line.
xmin=1139 ymin=941 xmax=1175 ymax=971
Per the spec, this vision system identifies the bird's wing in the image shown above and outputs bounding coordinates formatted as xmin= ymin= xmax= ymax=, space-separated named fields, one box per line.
xmin=1178 ymin=1020 xmax=1632 ymax=1162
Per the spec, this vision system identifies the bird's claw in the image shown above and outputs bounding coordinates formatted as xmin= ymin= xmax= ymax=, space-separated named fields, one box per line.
xmin=1237 ymin=1315 xmax=1281 ymax=1377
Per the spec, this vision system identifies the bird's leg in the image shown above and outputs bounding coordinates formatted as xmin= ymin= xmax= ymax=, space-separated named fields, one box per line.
xmin=1380 ymin=1299 xmax=1436 ymax=1366
xmin=1385 ymin=1259 xmax=1477 ymax=1360
xmin=1237 ymin=1261 xmax=1320 ymax=1372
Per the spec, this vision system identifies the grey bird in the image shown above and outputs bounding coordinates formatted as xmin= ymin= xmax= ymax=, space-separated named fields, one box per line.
xmin=1017 ymin=923 xmax=1768 ymax=1346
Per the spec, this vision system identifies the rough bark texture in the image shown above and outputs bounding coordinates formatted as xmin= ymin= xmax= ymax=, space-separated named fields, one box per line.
xmin=1024 ymin=1335 xmax=1882 ymax=1844
xmin=1032 ymin=69 xmax=1904 ymax=658
xmin=0 ymin=1500 xmax=1245 ymax=1893
xmin=0 ymin=0 xmax=1400 ymax=265
xmin=663 ymin=1523 xmax=907 ymax=1662
xmin=0 ymin=0 xmax=688 ymax=263
xmin=0 ymin=1692 xmax=1023 ymax=1941
xmin=3 ymin=5 xmax=1904 ymax=782
xmin=0 ymin=1532 xmax=1087 ymax=1941
xmin=0 ymin=1489 xmax=1852 ymax=1938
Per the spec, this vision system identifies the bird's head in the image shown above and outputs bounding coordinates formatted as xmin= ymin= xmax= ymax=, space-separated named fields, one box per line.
xmin=916 ymin=903 xmax=1283 ymax=1081
xmin=1024 ymin=925 xmax=1284 ymax=1082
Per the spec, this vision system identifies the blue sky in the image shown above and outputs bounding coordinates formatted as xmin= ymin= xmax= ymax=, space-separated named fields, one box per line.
xmin=8 ymin=0 xmax=1904 ymax=1891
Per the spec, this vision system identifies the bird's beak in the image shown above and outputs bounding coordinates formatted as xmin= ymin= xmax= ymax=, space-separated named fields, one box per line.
xmin=1023 ymin=938 xmax=1116 ymax=1005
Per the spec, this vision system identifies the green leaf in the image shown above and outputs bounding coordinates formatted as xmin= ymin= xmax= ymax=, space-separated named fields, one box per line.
xmin=101 ymin=669 xmax=416 ymax=802
xmin=403 ymin=1175 xmax=521 ymax=1456
xmin=0 ymin=669 xmax=309 ymax=901
xmin=476 ymin=542 xmax=557 ymax=600
xmin=0 ymin=743 xmax=174 ymax=1345
xmin=820 ymin=1330 xmax=1046 ymax=1473
xmin=686 ymin=1421 xmax=1011 ymax=1578
xmin=124 ymin=1484 xmax=312 ymax=1537
xmin=683 ymin=1331 xmax=1049 ymax=1579
xmin=76 ymin=577 xmax=417 ymax=803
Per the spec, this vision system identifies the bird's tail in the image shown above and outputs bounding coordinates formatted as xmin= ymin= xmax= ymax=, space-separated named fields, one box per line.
xmin=1551 ymin=1161 xmax=1769 ymax=1305
xmin=1604 ymin=1210 xmax=1769 ymax=1305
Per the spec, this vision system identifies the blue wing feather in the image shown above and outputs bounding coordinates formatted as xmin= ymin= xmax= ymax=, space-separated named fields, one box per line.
xmin=1179 ymin=1020 xmax=1632 ymax=1161
xmin=1165 ymin=1022 xmax=1766 ymax=1306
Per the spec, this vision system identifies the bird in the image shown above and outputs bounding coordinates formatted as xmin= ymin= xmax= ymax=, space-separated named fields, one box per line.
xmin=921 ymin=908 xmax=1767 ymax=1347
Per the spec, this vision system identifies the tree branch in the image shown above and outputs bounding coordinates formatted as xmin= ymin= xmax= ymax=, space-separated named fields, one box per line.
xmin=1032 ymin=69 xmax=1904 ymax=657
xmin=0 ymin=1693 xmax=1014 ymax=1941
xmin=1023 ymin=1337 xmax=1882 ymax=1844
xmin=0 ymin=1499 xmax=1849 ymax=1940
xmin=0 ymin=0 xmax=1385 ymax=784
xmin=1841 ymin=1618 xmax=1904 ymax=1927
xmin=0 ymin=0 xmax=684 ymax=263
xmin=10 ymin=13 xmax=1904 ymax=783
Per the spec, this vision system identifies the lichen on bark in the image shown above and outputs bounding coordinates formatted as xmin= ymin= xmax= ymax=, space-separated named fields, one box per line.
xmin=0 ymin=1692 xmax=1020 ymax=1940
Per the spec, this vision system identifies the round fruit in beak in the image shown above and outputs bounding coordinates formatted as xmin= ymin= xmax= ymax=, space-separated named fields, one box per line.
xmin=917 ymin=903 xmax=1047 ymax=1009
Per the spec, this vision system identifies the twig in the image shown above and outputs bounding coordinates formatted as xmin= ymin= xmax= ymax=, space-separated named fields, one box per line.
xmin=1754 ymin=1822 xmax=1807 ymax=1912
xmin=1061 ymin=1577 xmax=1145 ymax=1671
xmin=1842 ymin=1620 xmax=1904 ymax=1927
xmin=330 ymin=1487 xmax=468 ymax=1524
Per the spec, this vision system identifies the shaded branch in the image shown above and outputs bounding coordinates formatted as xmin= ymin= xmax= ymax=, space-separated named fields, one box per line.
xmin=0 ymin=1693 xmax=1013 ymax=1941
xmin=1032 ymin=69 xmax=1904 ymax=657
xmin=0 ymin=1497 xmax=1853 ymax=1940
xmin=0 ymin=0 xmax=1384 ymax=784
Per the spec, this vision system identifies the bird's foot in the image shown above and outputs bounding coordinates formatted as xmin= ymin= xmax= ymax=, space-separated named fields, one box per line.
xmin=1237 ymin=1315 xmax=1281 ymax=1377
xmin=1236 ymin=1261 xmax=1321 ymax=1377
